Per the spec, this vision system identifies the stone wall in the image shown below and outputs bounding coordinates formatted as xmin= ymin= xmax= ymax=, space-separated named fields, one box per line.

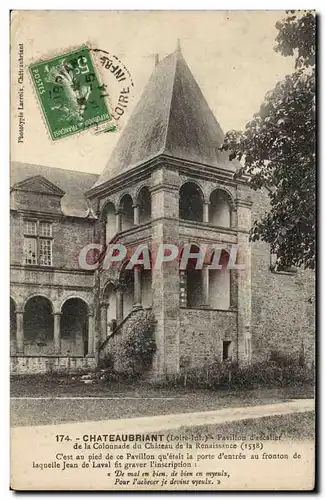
xmin=22 ymin=337 xmax=85 ymax=357
xmin=10 ymin=208 xmax=96 ymax=335
xmin=54 ymin=218 xmax=95 ymax=269
xmin=10 ymin=269 xmax=94 ymax=317
xmin=10 ymin=212 xmax=95 ymax=270
xmin=179 ymin=308 xmax=237 ymax=368
xmin=10 ymin=356 xmax=96 ymax=375
xmin=10 ymin=210 xmax=96 ymax=360
xmin=250 ymin=188 xmax=315 ymax=365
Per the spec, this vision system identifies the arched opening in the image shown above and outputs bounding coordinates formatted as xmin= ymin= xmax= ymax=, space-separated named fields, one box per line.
xmin=209 ymin=249 xmax=230 ymax=310
xmin=209 ymin=189 xmax=231 ymax=227
xmin=137 ymin=186 xmax=151 ymax=225
xmin=103 ymin=201 xmax=116 ymax=244
xmin=120 ymin=194 xmax=133 ymax=232
xmin=119 ymin=262 xmax=134 ymax=318
xmin=179 ymin=245 xmax=203 ymax=308
xmin=61 ymin=298 xmax=89 ymax=356
xmin=103 ymin=283 xmax=117 ymax=336
xmin=116 ymin=250 xmax=152 ymax=319
xmin=179 ymin=182 xmax=204 ymax=222
xmin=24 ymin=296 xmax=53 ymax=355
xmin=141 ymin=249 xmax=152 ymax=308
xmin=10 ymin=297 xmax=16 ymax=354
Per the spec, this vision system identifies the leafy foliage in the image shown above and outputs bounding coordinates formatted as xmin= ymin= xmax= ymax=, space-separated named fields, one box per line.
xmin=274 ymin=11 xmax=316 ymax=69
xmin=122 ymin=311 xmax=156 ymax=374
xmin=222 ymin=11 xmax=316 ymax=270
xmin=102 ymin=309 xmax=156 ymax=376
xmin=154 ymin=352 xmax=314 ymax=390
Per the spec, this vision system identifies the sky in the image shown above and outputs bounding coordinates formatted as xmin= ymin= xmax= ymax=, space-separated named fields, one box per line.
xmin=11 ymin=10 xmax=295 ymax=175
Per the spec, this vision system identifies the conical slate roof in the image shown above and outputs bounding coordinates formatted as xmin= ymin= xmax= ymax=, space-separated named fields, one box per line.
xmin=93 ymin=45 xmax=232 ymax=188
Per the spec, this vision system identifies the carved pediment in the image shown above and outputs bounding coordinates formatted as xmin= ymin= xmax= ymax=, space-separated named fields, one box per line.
xmin=11 ymin=175 xmax=66 ymax=197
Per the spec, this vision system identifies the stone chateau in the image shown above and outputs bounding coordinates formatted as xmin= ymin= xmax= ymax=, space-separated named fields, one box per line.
xmin=10 ymin=44 xmax=315 ymax=376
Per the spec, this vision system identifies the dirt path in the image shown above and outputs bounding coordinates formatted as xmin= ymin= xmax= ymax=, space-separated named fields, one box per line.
xmin=13 ymin=398 xmax=314 ymax=433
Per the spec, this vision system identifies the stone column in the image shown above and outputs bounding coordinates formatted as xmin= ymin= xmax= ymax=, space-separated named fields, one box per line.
xmin=115 ymin=210 xmax=122 ymax=233
xmin=133 ymin=266 xmax=142 ymax=310
xmin=87 ymin=312 xmax=94 ymax=356
xmin=100 ymin=220 xmax=106 ymax=247
xmin=151 ymin=167 xmax=181 ymax=377
xmin=236 ymin=194 xmax=253 ymax=363
xmin=53 ymin=312 xmax=61 ymax=354
xmin=100 ymin=300 xmax=109 ymax=343
xmin=16 ymin=309 xmax=24 ymax=354
xmin=116 ymin=287 xmax=124 ymax=324
xmin=202 ymin=265 xmax=210 ymax=307
xmin=133 ymin=204 xmax=140 ymax=225
xmin=229 ymin=270 xmax=238 ymax=309
xmin=203 ymin=201 xmax=210 ymax=223
xmin=230 ymin=209 xmax=238 ymax=228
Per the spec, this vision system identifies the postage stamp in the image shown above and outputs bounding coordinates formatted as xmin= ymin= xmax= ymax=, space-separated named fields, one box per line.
xmin=29 ymin=46 xmax=116 ymax=141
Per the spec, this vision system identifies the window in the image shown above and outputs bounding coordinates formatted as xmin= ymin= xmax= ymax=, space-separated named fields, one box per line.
xmin=39 ymin=238 xmax=52 ymax=266
xmin=24 ymin=220 xmax=37 ymax=235
xmin=222 ymin=340 xmax=232 ymax=361
xmin=24 ymin=220 xmax=53 ymax=266
xmin=39 ymin=222 xmax=52 ymax=237
xmin=24 ymin=237 xmax=37 ymax=265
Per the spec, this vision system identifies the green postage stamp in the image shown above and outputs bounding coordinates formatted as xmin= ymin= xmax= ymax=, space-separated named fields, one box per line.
xmin=29 ymin=46 xmax=115 ymax=140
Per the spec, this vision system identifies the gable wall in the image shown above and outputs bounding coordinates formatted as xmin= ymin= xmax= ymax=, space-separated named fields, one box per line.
xmin=13 ymin=190 xmax=63 ymax=214
xmin=250 ymin=188 xmax=315 ymax=365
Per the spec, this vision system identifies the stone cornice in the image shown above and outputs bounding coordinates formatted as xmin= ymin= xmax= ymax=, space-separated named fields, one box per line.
xmin=10 ymin=264 xmax=94 ymax=275
xmin=113 ymin=234 xmax=152 ymax=248
xmin=178 ymin=233 xmax=237 ymax=245
xmin=151 ymin=217 xmax=239 ymax=238
xmin=10 ymin=282 xmax=94 ymax=291
xmin=85 ymin=156 xmax=161 ymax=199
xmin=150 ymin=183 xmax=179 ymax=194
xmin=179 ymin=219 xmax=238 ymax=236
xmin=236 ymin=199 xmax=253 ymax=208
xmin=151 ymin=216 xmax=179 ymax=225
xmin=10 ymin=208 xmax=64 ymax=220
xmin=85 ymin=153 xmax=249 ymax=200
xmin=10 ymin=208 xmax=96 ymax=223
xmin=109 ymin=222 xmax=151 ymax=244
xmin=180 ymin=306 xmax=237 ymax=314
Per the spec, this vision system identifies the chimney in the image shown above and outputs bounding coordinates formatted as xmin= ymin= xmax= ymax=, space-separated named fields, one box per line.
xmin=155 ymin=54 xmax=159 ymax=66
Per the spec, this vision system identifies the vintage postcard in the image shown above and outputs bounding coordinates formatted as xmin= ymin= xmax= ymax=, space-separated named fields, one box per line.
xmin=10 ymin=10 xmax=316 ymax=491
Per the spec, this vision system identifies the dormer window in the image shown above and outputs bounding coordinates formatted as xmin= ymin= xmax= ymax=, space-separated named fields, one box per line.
xmin=24 ymin=220 xmax=53 ymax=266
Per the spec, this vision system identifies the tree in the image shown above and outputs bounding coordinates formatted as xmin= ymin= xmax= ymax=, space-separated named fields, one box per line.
xmin=222 ymin=11 xmax=316 ymax=270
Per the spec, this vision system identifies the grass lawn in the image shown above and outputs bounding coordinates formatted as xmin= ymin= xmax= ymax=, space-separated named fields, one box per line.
xmin=10 ymin=374 xmax=314 ymax=427
xmin=10 ymin=373 xmax=315 ymax=399
xmin=173 ymin=411 xmax=315 ymax=441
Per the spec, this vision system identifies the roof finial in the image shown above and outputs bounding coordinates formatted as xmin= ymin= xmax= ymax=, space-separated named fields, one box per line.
xmin=176 ymin=38 xmax=182 ymax=53
xmin=155 ymin=53 xmax=159 ymax=66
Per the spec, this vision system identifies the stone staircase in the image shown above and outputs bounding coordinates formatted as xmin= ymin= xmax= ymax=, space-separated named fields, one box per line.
xmin=98 ymin=307 xmax=155 ymax=374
